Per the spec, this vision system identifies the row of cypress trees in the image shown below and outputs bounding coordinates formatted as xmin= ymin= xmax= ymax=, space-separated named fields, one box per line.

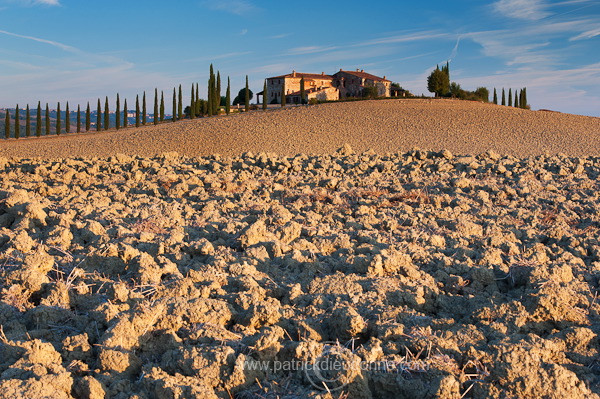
xmin=2 ymin=65 xmax=261 ymax=139
xmin=492 ymin=88 xmax=528 ymax=109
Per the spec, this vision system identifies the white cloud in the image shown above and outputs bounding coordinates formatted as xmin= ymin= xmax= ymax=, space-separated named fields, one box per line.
xmin=570 ymin=28 xmax=600 ymax=40
xmin=35 ymin=0 xmax=59 ymax=5
xmin=0 ymin=29 xmax=77 ymax=52
xmin=493 ymin=0 xmax=551 ymax=20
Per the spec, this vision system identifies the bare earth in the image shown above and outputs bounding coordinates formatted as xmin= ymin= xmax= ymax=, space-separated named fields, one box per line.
xmin=1 ymin=100 xmax=600 ymax=398
xmin=1 ymin=99 xmax=599 ymax=159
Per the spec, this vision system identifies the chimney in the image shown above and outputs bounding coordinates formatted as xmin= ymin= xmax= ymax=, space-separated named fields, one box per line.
xmin=321 ymin=72 xmax=324 ymax=76
xmin=383 ymin=76 xmax=386 ymax=80
xmin=356 ymin=68 xmax=359 ymax=72
xmin=361 ymin=69 xmax=364 ymax=73
xmin=292 ymin=70 xmax=296 ymax=77
xmin=340 ymin=68 xmax=342 ymax=72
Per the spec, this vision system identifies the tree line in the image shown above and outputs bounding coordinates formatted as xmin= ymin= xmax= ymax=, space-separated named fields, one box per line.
xmin=491 ymin=87 xmax=529 ymax=109
xmin=1 ymin=64 xmax=257 ymax=139
xmin=426 ymin=63 xmax=529 ymax=108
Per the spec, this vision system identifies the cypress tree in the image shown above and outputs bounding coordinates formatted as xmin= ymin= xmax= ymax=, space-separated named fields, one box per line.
xmin=142 ymin=92 xmax=147 ymax=125
xmin=4 ymin=110 xmax=9 ymax=139
xmin=173 ymin=88 xmax=177 ymax=122
xmin=45 ymin=104 xmax=50 ymax=135
xmin=522 ymin=88 xmax=528 ymax=109
xmin=190 ymin=84 xmax=195 ymax=119
xmin=14 ymin=105 xmax=20 ymax=139
xmin=281 ymin=79 xmax=286 ymax=107
xmin=26 ymin=105 xmax=31 ymax=137
xmin=515 ymin=91 xmax=520 ymax=108
xmin=136 ymin=95 xmax=140 ymax=127
xmin=77 ymin=105 xmax=81 ymax=133
xmin=501 ymin=88 xmax=506 ymax=106
xmin=216 ymin=72 xmax=221 ymax=114
xmin=160 ymin=91 xmax=165 ymax=122
xmin=245 ymin=75 xmax=250 ymax=112
xmin=226 ymin=77 xmax=231 ymax=115
xmin=300 ymin=77 xmax=306 ymax=104
xmin=154 ymin=88 xmax=159 ymax=125
xmin=493 ymin=88 xmax=498 ymax=105
xmin=178 ymin=85 xmax=183 ymax=120
xmin=508 ymin=89 xmax=512 ymax=107
xmin=208 ymin=64 xmax=214 ymax=116
xmin=36 ymin=102 xmax=42 ymax=137
xmin=208 ymin=76 xmax=214 ymax=116
xmin=97 ymin=99 xmax=102 ymax=132
xmin=116 ymin=94 xmax=120 ymax=130
xmin=56 ymin=102 xmax=61 ymax=136
xmin=262 ymin=80 xmax=267 ymax=110
xmin=65 ymin=102 xmax=70 ymax=133
xmin=196 ymin=83 xmax=201 ymax=117
xmin=124 ymin=99 xmax=128 ymax=128
xmin=104 ymin=97 xmax=109 ymax=130
xmin=86 ymin=102 xmax=91 ymax=131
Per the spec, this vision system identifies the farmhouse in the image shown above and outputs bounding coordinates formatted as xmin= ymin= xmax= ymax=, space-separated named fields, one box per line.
xmin=258 ymin=69 xmax=392 ymax=104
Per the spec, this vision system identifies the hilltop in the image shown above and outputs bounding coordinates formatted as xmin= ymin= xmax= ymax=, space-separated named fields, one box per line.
xmin=1 ymin=99 xmax=599 ymax=160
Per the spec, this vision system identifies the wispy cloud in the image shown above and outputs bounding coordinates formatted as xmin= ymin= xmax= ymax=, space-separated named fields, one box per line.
xmin=0 ymin=29 xmax=77 ymax=52
xmin=493 ymin=0 xmax=551 ymax=20
xmin=201 ymin=0 xmax=256 ymax=16
xmin=570 ymin=27 xmax=600 ymax=40
xmin=4 ymin=0 xmax=61 ymax=6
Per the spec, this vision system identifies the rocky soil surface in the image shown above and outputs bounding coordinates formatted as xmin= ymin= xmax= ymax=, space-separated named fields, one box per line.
xmin=1 ymin=99 xmax=599 ymax=159
xmin=2 ymin=146 xmax=600 ymax=398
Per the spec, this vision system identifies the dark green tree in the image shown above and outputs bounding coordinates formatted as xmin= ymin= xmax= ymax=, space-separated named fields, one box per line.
xmin=104 ymin=97 xmax=109 ymax=130
xmin=4 ymin=110 xmax=9 ymax=139
xmin=36 ymin=102 xmax=42 ymax=137
xmin=142 ymin=92 xmax=147 ymax=125
xmin=300 ymin=77 xmax=306 ymax=104
xmin=97 ymin=99 xmax=102 ymax=132
xmin=216 ymin=72 xmax=221 ymax=114
xmin=116 ymin=94 xmax=120 ymax=130
xmin=501 ymin=88 xmax=506 ymax=106
xmin=522 ymin=87 xmax=528 ymax=109
xmin=493 ymin=88 xmax=498 ymax=104
xmin=514 ymin=90 xmax=519 ymax=108
xmin=56 ymin=102 xmax=61 ymax=136
xmin=427 ymin=65 xmax=450 ymax=97
xmin=77 ymin=105 xmax=81 ymax=133
xmin=26 ymin=105 xmax=31 ymax=137
xmin=190 ymin=84 xmax=195 ymax=119
xmin=173 ymin=88 xmax=177 ymax=122
xmin=154 ymin=88 xmax=159 ymax=125
xmin=196 ymin=83 xmax=201 ymax=117
xmin=508 ymin=88 xmax=512 ymax=107
xmin=123 ymin=99 xmax=128 ymax=128
xmin=45 ymin=104 xmax=50 ymax=135
xmin=245 ymin=75 xmax=250 ymax=111
xmin=136 ymin=95 xmax=140 ymax=127
xmin=160 ymin=91 xmax=165 ymax=122
xmin=14 ymin=105 xmax=20 ymax=139
xmin=86 ymin=102 xmax=91 ymax=131
xmin=178 ymin=85 xmax=183 ymax=120
xmin=65 ymin=102 xmax=70 ymax=133
xmin=226 ymin=77 xmax=231 ymax=115
xmin=281 ymin=79 xmax=286 ymax=107
xmin=262 ymin=80 xmax=267 ymax=110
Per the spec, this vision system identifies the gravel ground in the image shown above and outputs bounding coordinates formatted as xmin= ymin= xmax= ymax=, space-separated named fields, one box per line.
xmin=1 ymin=99 xmax=599 ymax=160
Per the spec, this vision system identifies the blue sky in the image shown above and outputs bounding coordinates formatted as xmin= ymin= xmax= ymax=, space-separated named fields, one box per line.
xmin=0 ymin=0 xmax=599 ymax=116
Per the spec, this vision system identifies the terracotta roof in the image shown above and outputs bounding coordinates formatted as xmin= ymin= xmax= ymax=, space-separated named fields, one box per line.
xmin=268 ymin=72 xmax=333 ymax=80
xmin=335 ymin=70 xmax=391 ymax=82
